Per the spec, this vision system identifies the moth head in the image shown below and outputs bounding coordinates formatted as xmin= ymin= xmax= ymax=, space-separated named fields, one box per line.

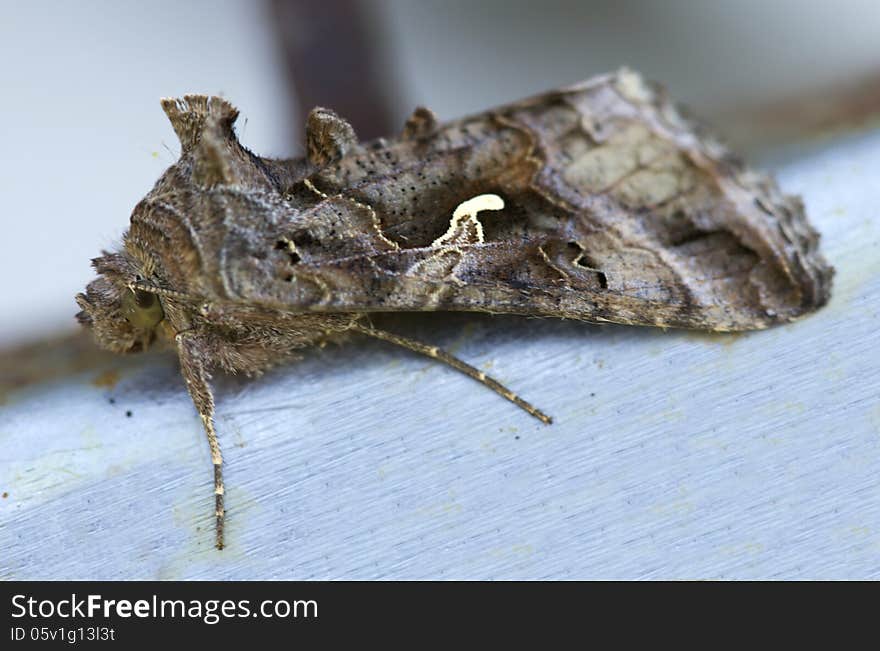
xmin=75 ymin=253 xmax=164 ymax=354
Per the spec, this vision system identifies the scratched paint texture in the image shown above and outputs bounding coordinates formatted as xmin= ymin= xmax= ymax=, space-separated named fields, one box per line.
xmin=1 ymin=128 xmax=879 ymax=579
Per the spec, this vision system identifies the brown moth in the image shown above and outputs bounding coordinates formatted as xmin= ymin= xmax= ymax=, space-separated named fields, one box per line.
xmin=75 ymin=69 xmax=833 ymax=549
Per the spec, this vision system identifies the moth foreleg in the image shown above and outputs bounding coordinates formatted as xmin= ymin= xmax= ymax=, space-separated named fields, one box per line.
xmin=175 ymin=332 xmax=225 ymax=550
xmin=352 ymin=323 xmax=552 ymax=425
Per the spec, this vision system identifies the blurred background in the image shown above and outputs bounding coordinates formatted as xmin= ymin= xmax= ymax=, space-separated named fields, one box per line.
xmin=2 ymin=0 xmax=880 ymax=347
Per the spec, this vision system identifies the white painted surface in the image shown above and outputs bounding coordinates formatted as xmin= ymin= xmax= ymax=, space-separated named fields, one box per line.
xmin=2 ymin=129 xmax=878 ymax=579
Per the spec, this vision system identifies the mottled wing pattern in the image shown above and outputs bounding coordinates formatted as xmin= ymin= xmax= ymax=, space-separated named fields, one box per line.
xmin=222 ymin=70 xmax=830 ymax=330
xmin=142 ymin=72 xmax=831 ymax=331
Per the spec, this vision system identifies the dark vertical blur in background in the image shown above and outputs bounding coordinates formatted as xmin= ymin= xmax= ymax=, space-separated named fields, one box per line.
xmin=270 ymin=0 xmax=880 ymax=151
xmin=2 ymin=0 xmax=879 ymax=347
xmin=271 ymin=0 xmax=398 ymax=140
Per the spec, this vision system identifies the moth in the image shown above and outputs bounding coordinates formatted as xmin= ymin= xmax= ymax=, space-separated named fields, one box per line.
xmin=76 ymin=69 xmax=833 ymax=549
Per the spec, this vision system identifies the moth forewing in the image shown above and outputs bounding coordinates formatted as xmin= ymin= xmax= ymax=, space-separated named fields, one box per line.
xmin=76 ymin=70 xmax=832 ymax=549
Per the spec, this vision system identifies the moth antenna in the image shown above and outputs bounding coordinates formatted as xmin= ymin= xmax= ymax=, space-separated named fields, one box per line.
xmin=352 ymin=323 xmax=552 ymax=425
xmin=129 ymin=280 xmax=201 ymax=303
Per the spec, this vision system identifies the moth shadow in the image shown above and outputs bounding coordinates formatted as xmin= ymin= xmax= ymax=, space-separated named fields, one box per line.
xmin=68 ymin=311 xmax=707 ymax=413
xmin=208 ymin=311 xmax=675 ymax=402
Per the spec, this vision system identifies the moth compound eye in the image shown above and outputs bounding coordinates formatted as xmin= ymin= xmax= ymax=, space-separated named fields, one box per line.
xmin=134 ymin=289 xmax=156 ymax=309
xmin=121 ymin=288 xmax=164 ymax=329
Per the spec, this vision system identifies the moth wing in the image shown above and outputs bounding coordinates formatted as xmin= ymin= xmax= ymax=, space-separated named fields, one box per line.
xmin=217 ymin=70 xmax=830 ymax=331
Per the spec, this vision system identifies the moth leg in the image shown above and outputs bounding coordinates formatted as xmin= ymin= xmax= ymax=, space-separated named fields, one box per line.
xmin=175 ymin=332 xmax=225 ymax=550
xmin=352 ymin=323 xmax=552 ymax=425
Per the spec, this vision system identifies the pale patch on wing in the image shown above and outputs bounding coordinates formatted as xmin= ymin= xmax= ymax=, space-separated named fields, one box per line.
xmin=406 ymin=194 xmax=505 ymax=293
xmin=432 ymin=193 xmax=503 ymax=247
xmin=615 ymin=164 xmax=695 ymax=206
xmin=562 ymin=123 xmax=696 ymax=207
xmin=452 ymin=193 xmax=504 ymax=221
xmin=563 ymin=125 xmax=641 ymax=191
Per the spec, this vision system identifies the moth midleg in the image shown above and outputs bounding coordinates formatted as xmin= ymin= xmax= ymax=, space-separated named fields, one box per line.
xmin=176 ymin=332 xmax=226 ymax=550
xmin=352 ymin=323 xmax=552 ymax=425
